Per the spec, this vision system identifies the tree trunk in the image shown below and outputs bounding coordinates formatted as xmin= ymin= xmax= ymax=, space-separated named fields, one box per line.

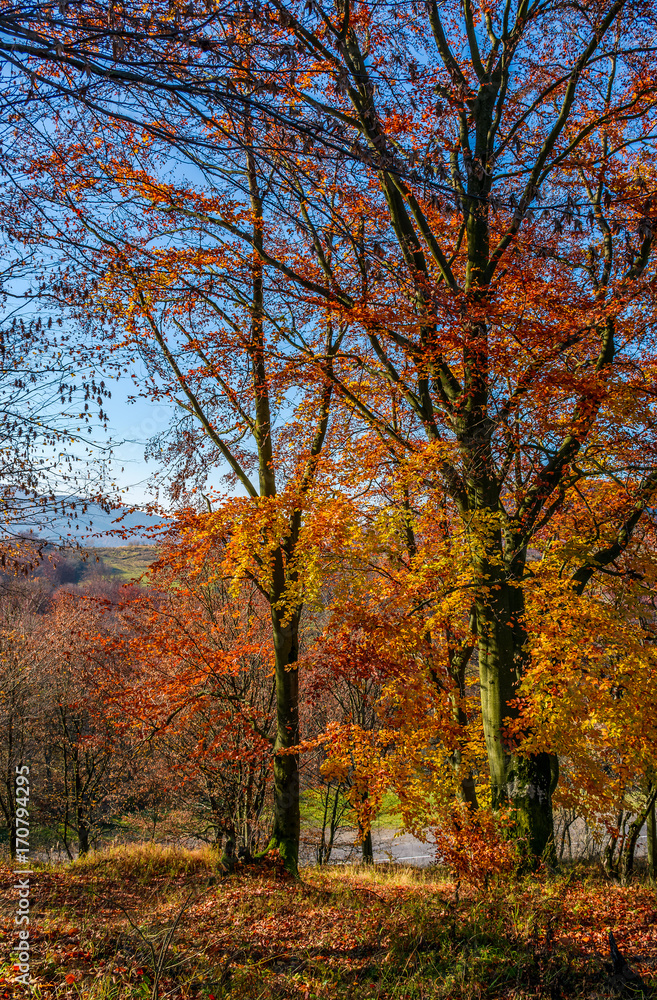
xmin=361 ymin=827 xmax=374 ymax=864
xmin=620 ymin=785 xmax=657 ymax=884
xmin=78 ymin=819 xmax=90 ymax=857
xmin=318 ymin=783 xmax=331 ymax=865
xmin=267 ymin=609 xmax=300 ymax=876
xmin=70 ymin=737 xmax=92 ymax=858
xmin=648 ymin=799 xmax=656 ymax=880
xmin=318 ymin=783 xmax=343 ymax=865
xmin=447 ymin=634 xmax=479 ymax=810
xmin=3 ymin=774 xmax=17 ymax=860
xmin=75 ymin=753 xmax=90 ymax=856
xmin=9 ymin=816 xmax=17 ymax=861
xmin=449 ymin=748 xmax=478 ymax=810
xmin=357 ymin=787 xmax=374 ymax=864
xmin=476 ymin=577 xmax=556 ymax=863
xmin=604 ymin=812 xmax=624 ymax=876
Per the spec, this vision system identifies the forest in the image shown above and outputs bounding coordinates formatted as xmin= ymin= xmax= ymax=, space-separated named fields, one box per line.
xmin=1 ymin=0 xmax=657 ymax=996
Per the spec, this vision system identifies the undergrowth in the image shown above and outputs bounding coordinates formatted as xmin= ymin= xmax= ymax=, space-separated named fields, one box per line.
xmin=0 ymin=843 xmax=655 ymax=999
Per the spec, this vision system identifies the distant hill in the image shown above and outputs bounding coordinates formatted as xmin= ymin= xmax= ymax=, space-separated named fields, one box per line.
xmin=20 ymin=544 xmax=157 ymax=587
xmin=6 ymin=499 xmax=166 ymax=546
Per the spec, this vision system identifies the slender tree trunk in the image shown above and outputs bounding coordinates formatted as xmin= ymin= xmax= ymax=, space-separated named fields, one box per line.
xmin=319 ymin=783 xmax=342 ymax=865
xmin=604 ymin=812 xmax=624 ymax=876
xmin=648 ymin=799 xmax=656 ymax=880
xmin=558 ymin=810 xmax=576 ymax=862
xmin=4 ymin=721 xmax=17 ymax=860
xmin=620 ymin=785 xmax=657 ymax=883
xmin=4 ymin=775 xmax=17 ymax=860
xmin=318 ymin=783 xmax=331 ymax=865
xmin=358 ymin=788 xmax=374 ymax=864
xmin=447 ymin=636 xmax=479 ymax=810
xmin=78 ymin=818 xmax=90 ymax=857
xmin=246 ymin=139 xmax=302 ymax=876
xmin=9 ymin=816 xmax=17 ymax=861
xmin=449 ymin=746 xmax=479 ymax=810
xmin=267 ymin=609 xmax=300 ymax=875
xmin=74 ymin=751 xmax=90 ymax=856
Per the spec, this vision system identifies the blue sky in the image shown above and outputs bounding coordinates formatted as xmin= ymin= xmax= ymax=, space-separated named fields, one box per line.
xmin=102 ymin=371 xmax=177 ymax=507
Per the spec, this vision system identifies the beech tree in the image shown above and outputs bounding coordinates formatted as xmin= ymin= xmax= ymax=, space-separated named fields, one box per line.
xmin=112 ymin=558 xmax=279 ymax=855
xmin=0 ymin=290 xmax=111 ymax=539
xmin=3 ymin=41 xmax=341 ymax=868
xmin=180 ymin=0 xmax=657 ymax=861
xmin=34 ymin=586 xmax=141 ymax=856
xmin=6 ymin=0 xmax=657 ymax=867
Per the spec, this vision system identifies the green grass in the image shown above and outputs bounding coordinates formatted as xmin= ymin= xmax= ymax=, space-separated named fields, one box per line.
xmin=38 ymin=544 xmax=157 ymax=586
xmin=300 ymin=789 xmax=401 ymax=829
xmin=372 ymin=791 xmax=402 ymax=827
xmin=86 ymin=545 xmax=156 ymax=583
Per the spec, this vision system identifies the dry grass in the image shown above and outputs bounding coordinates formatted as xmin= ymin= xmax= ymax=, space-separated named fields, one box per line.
xmin=1 ymin=844 xmax=656 ymax=999
xmin=67 ymin=842 xmax=217 ymax=881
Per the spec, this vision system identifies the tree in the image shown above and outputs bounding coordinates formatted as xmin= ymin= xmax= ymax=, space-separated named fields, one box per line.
xmin=304 ymin=620 xmax=388 ymax=864
xmin=298 ymin=491 xmax=488 ymax=855
xmin=0 ymin=131 xmax=114 ymax=541
xmin=34 ymin=585 xmax=141 ymax=856
xmin=7 ymin=0 xmax=657 ymax=866
xmin=0 ymin=287 xmax=112 ymax=541
xmin=0 ymin=571 xmax=46 ymax=856
xmin=511 ymin=528 xmax=657 ymax=878
xmin=26 ymin=134 xmax=353 ymax=871
xmin=112 ymin=552 xmax=279 ymax=856
xmin=178 ymin=0 xmax=657 ymax=861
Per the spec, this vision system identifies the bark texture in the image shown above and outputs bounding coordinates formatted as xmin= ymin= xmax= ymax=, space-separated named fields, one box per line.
xmin=268 ymin=611 xmax=301 ymax=875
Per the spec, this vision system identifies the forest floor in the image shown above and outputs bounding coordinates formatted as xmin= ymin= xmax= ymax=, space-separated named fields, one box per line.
xmin=1 ymin=844 xmax=656 ymax=999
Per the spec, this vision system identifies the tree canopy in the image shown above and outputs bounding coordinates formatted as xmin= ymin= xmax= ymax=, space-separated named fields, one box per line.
xmin=2 ymin=0 xmax=657 ymax=872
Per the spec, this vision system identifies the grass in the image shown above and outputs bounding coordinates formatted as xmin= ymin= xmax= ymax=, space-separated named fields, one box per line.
xmin=2 ymin=843 xmax=656 ymax=999
xmin=300 ymin=789 xmax=401 ymax=829
xmin=85 ymin=546 xmax=156 ymax=584
xmin=68 ymin=843 xmax=214 ymax=881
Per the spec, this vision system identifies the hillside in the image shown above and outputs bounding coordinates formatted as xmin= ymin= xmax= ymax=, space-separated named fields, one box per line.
xmin=86 ymin=544 xmax=156 ymax=583
xmin=5 ymin=500 xmax=167 ymax=546
xmin=2 ymin=543 xmax=159 ymax=588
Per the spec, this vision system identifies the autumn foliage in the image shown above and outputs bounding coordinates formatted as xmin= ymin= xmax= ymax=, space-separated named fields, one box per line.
xmin=1 ymin=0 xmax=657 ymax=897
